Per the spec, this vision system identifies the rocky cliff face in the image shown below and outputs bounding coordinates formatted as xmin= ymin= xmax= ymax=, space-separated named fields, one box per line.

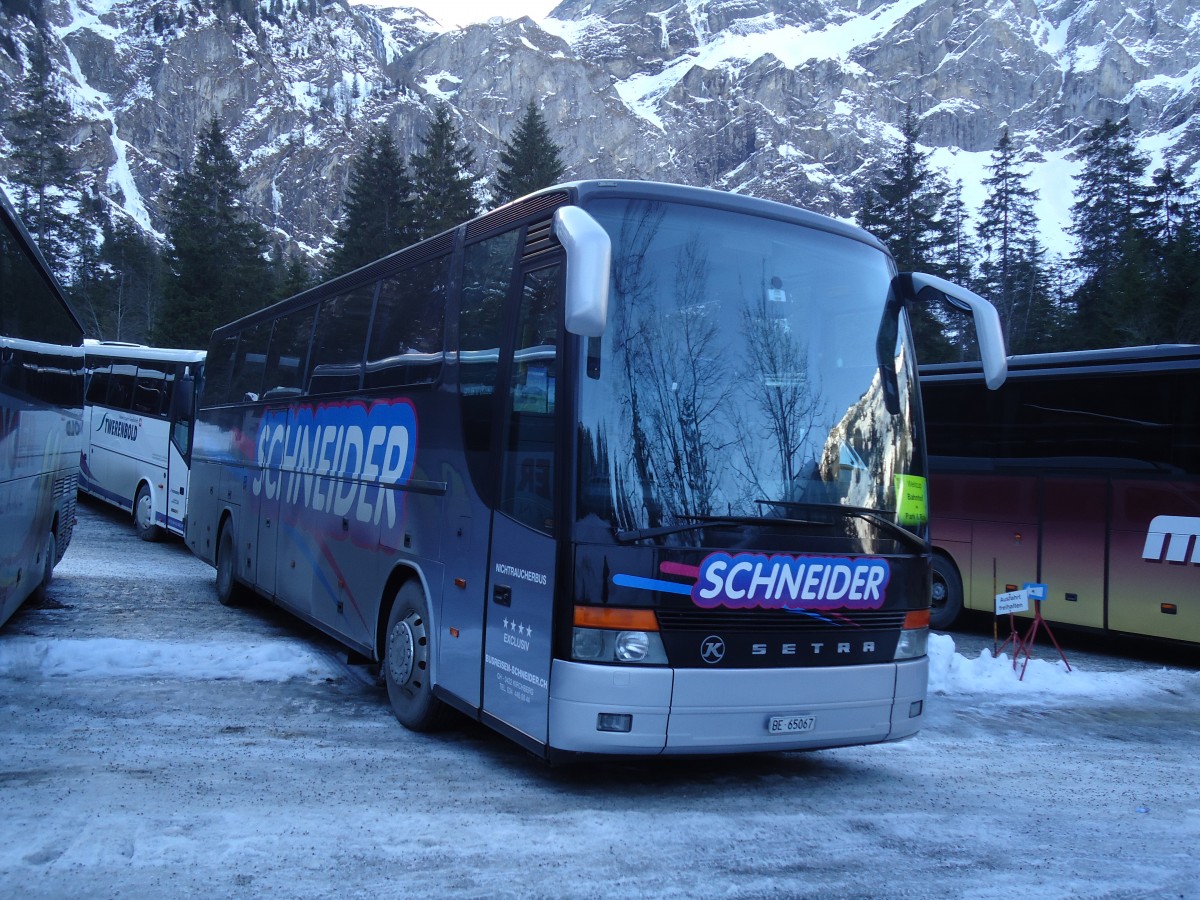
xmin=1 ymin=0 xmax=1196 ymax=259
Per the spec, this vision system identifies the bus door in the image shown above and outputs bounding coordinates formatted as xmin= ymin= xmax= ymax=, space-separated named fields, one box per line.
xmin=166 ymin=367 xmax=195 ymax=537
xmin=481 ymin=261 xmax=563 ymax=747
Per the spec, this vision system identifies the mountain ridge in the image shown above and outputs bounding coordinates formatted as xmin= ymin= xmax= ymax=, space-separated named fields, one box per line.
xmin=1 ymin=0 xmax=1196 ymax=263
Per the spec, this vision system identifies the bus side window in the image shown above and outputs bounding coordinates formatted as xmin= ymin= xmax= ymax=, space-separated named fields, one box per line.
xmin=460 ymin=231 xmax=519 ymax=454
xmin=309 ymin=285 xmax=374 ymax=395
xmin=229 ymin=322 xmax=270 ymax=403
xmin=107 ymin=362 xmax=137 ymax=410
xmin=86 ymin=361 xmax=112 ymax=406
xmin=202 ymin=334 xmax=238 ymax=407
xmin=133 ymin=363 xmax=169 ymax=417
xmin=365 ymin=254 xmax=449 ymax=389
xmin=263 ymin=305 xmax=316 ymax=400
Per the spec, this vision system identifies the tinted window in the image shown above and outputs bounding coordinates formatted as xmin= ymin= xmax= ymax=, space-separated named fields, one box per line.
xmin=229 ymin=322 xmax=271 ymax=402
xmin=202 ymin=335 xmax=238 ymax=407
xmin=86 ymin=361 xmax=112 ymax=405
xmin=0 ymin=210 xmax=81 ymax=346
xmin=132 ymin=362 xmax=170 ymax=417
xmin=263 ymin=306 xmax=315 ymax=400
xmin=106 ymin=362 xmax=137 ymax=410
xmin=309 ymin=285 xmax=374 ymax=395
xmin=365 ymin=255 xmax=449 ymax=389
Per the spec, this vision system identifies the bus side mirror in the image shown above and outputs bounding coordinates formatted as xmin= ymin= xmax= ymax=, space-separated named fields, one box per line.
xmin=175 ymin=375 xmax=195 ymax=421
xmin=907 ymin=273 xmax=1008 ymax=389
xmin=554 ymin=206 xmax=611 ymax=337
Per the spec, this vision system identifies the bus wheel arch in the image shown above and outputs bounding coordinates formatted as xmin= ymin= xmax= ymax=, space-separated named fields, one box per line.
xmin=930 ymin=552 xmax=964 ymax=631
xmin=381 ymin=574 xmax=450 ymax=732
xmin=134 ymin=481 xmax=163 ymax=542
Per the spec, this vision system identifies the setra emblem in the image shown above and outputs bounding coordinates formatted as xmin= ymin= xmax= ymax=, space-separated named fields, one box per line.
xmin=700 ymin=635 xmax=726 ymax=665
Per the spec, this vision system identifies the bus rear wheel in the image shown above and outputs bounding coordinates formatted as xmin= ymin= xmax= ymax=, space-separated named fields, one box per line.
xmin=134 ymin=484 xmax=163 ymax=542
xmin=931 ymin=554 xmax=964 ymax=631
xmin=383 ymin=581 xmax=449 ymax=732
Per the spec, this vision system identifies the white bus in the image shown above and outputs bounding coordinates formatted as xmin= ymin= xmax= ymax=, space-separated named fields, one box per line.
xmin=1 ymin=190 xmax=86 ymax=628
xmin=188 ymin=181 xmax=1006 ymax=759
xmin=80 ymin=342 xmax=205 ymax=541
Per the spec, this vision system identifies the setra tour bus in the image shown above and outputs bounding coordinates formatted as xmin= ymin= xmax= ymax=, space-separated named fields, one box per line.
xmin=923 ymin=345 xmax=1200 ymax=644
xmin=80 ymin=342 xmax=205 ymax=541
xmin=187 ymin=181 xmax=1006 ymax=758
xmin=0 ymin=189 xmax=86 ymax=628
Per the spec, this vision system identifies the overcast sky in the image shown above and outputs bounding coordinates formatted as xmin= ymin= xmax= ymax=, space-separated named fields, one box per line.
xmin=352 ymin=0 xmax=560 ymax=29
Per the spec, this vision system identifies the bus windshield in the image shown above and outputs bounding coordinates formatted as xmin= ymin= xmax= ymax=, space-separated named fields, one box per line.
xmin=577 ymin=198 xmax=921 ymax=542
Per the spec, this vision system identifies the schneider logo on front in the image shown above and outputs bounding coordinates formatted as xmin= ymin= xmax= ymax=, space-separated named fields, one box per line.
xmin=693 ymin=551 xmax=891 ymax=610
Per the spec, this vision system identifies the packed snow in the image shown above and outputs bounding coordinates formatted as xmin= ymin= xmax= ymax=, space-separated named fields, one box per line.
xmin=1 ymin=501 xmax=1198 ymax=897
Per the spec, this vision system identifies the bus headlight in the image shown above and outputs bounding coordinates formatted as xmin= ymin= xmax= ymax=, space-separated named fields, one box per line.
xmin=894 ymin=608 xmax=930 ymax=660
xmin=615 ymin=630 xmax=651 ymax=662
xmin=572 ymin=606 xmax=668 ymax=665
xmin=571 ymin=628 xmax=668 ymax=664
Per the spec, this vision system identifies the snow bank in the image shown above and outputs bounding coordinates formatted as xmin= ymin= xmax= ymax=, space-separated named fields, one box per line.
xmin=0 ymin=637 xmax=333 ymax=682
xmin=927 ymin=632 xmax=1197 ymax=703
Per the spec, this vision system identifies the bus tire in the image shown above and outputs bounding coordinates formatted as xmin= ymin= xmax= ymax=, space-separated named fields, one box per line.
xmin=930 ymin=554 xmax=963 ymax=630
xmin=134 ymin=484 xmax=163 ymax=542
xmin=383 ymin=581 xmax=450 ymax=732
xmin=215 ymin=523 xmax=245 ymax=607
xmin=33 ymin=530 xmax=56 ymax=600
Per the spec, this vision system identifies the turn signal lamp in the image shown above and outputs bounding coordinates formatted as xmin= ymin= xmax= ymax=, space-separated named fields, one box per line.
xmin=894 ymin=608 xmax=930 ymax=660
xmin=572 ymin=606 xmax=667 ymax=665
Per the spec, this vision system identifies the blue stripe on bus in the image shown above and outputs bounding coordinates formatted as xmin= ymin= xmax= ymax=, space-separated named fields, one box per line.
xmin=612 ymin=574 xmax=693 ymax=596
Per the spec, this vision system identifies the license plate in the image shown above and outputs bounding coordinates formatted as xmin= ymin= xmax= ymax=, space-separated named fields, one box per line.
xmin=768 ymin=715 xmax=816 ymax=735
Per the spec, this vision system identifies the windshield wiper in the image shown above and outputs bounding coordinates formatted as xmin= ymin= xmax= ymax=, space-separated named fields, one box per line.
xmin=755 ymin=499 xmax=929 ymax=552
xmin=614 ymin=514 xmax=820 ymax=544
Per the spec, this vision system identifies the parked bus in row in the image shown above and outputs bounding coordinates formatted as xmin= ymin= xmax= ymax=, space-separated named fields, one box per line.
xmin=0 ymin=189 xmax=86 ymax=628
xmin=187 ymin=181 xmax=1006 ymax=758
xmin=923 ymin=345 xmax=1200 ymax=644
xmin=80 ymin=342 xmax=205 ymax=540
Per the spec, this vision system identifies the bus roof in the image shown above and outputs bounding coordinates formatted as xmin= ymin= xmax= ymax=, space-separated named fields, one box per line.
xmin=921 ymin=344 xmax=1200 ymax=381
xmin=211 ymin=180 xmax=891 ymax=340
xmin=83 ymin=340 xmax=207 ymax=363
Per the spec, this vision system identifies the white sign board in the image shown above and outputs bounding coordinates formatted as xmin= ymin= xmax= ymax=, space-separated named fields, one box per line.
xmin=995 ymin=589 xmax=1030 ymax=616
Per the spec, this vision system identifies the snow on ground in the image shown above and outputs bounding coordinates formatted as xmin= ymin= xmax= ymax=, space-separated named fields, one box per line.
xmin=1 ymin=500 xmax=1198 ymax=898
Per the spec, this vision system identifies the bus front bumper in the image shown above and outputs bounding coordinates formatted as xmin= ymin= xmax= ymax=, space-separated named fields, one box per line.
xmin=547 ymin=657 xmax=928 ymax=755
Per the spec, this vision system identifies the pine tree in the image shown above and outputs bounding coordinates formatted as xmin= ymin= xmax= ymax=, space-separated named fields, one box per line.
xmin=1067 ymin=118 xmax=1153 ymax=348
xmin=491 ymin=100 xmax=566 ymax=207
xmin=326 ymin=128 xmax=415 ymax=278
xmin=976 ymin=129 xmax=1048 ymax=353
xmin=857 ymin=106 xmax=956 ymax=361
xmin=1146 ymin=164 xmax=1200 ymax=341
xmin=99 ymin=215 xmax=163 ymax=343
xmin=157 ymin=118 xmax=271 ymax=348
xmin=8 ymin=42 xmax=77 ymax=279
xmin=410 ymin=106 xmax=479 ymax=239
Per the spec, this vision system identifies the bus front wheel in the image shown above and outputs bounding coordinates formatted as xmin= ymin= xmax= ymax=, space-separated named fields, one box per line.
xmin=134 ymin=484 xmax=163 ymax=542
xmin=33 ymin=530 xmax=56 ymax=601
xmin=215 ymin=524 xmax=245 ymax=607
xmin=383 ymin=581 xmax=449 ymax=732
xmin=931 ymin=554 xmax=964 ymax=631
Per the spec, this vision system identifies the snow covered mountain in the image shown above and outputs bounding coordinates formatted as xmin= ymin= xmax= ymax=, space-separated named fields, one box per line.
xmin=1 ymin=0 xmax=1197 ymax=260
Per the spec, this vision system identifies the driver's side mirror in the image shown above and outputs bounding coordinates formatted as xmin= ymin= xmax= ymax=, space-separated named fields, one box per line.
xmin=554 ymin=206 xmax=612 ymax=337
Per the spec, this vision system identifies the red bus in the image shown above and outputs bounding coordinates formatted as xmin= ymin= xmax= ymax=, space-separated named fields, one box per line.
xmin=922 ymin=345 xmax=1200 ymax=644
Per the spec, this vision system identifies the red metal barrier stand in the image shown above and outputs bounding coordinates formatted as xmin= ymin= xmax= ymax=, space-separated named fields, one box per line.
xmin=1017 ymin=598 xmax=1071 ymax=681
xmin=994 ymin=614 xmax=1025 ymax=666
